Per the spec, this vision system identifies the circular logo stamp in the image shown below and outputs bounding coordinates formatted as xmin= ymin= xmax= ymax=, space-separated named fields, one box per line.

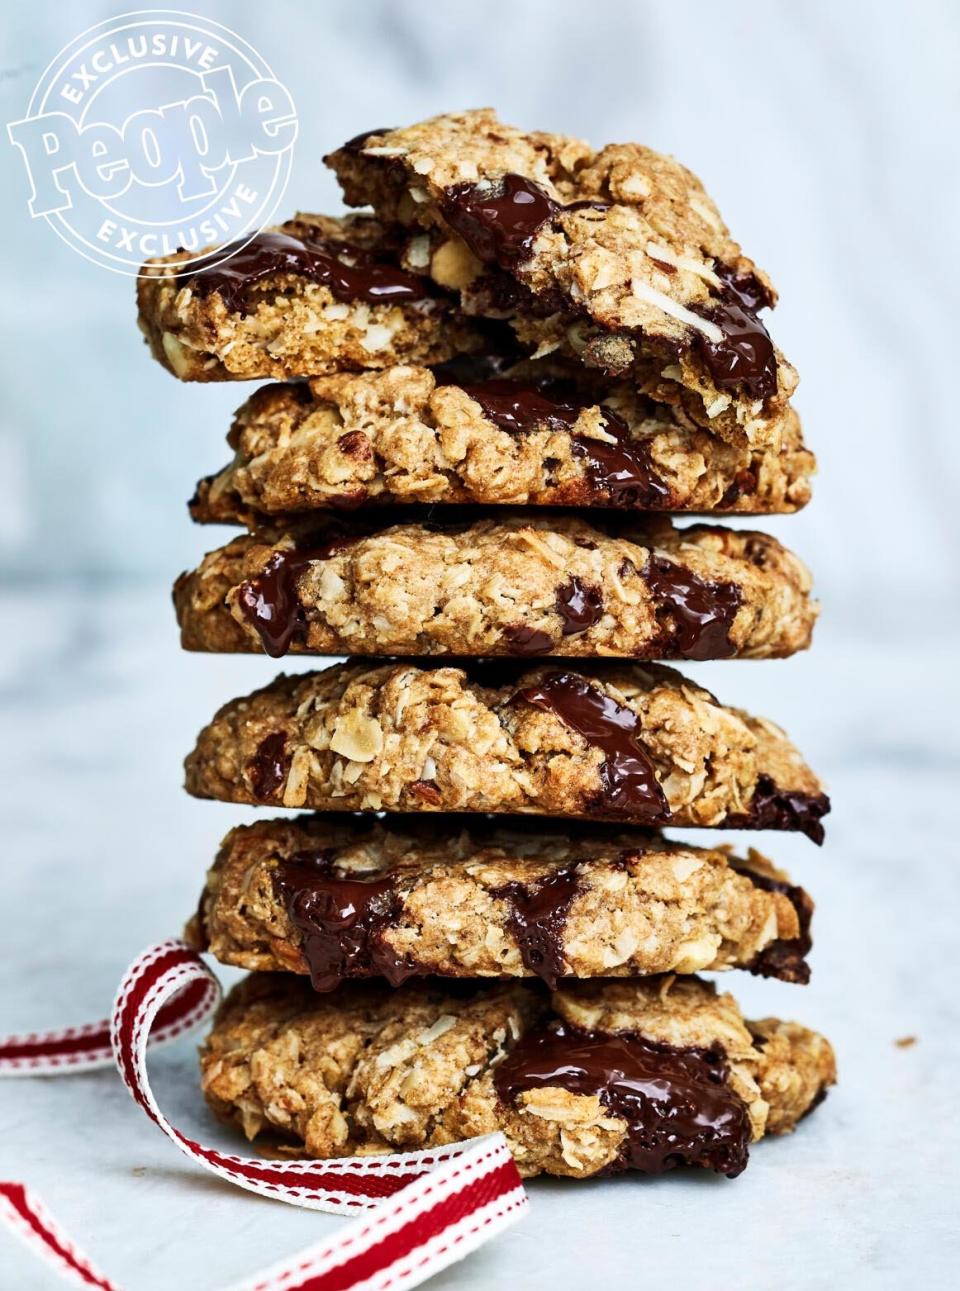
xmin=7 ymin=9 xmax=298 ymax=276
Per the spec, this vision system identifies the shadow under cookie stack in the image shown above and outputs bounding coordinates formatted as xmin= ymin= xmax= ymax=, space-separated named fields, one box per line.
xmin=140 ymin=109 xmax=836 ymax=1183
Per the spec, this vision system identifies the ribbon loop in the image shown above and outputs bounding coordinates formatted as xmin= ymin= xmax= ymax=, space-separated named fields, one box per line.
xmin=1 ymin=940 xmax=529 ymax=1290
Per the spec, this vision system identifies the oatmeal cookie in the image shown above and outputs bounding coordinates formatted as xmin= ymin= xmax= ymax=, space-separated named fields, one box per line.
xmin=200 ymin=972 xmax=835 ymax=1178
xmin=137 ymin=213 xmax=486 ymax=381
xmin=191 ymin=366 xmax=814 ymax=521
xmin=187 ymin=815 xmax=814 ymax=988
xmin=183 ymin=659 xmax=829 ymax=839
xmin=174 ymin=514 xmax=816 ymax=661
xmin=327 ymin=111 xmax=797 ymax=443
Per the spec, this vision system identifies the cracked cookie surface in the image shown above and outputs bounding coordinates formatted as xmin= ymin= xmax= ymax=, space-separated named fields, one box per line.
xmin=200 ymin=972 xmax=835 ymax=1178
xmin=137 ymin=213 xmax=486 ymax=381
xmin=183 ymin=659 xmax=829 ymax=839
xmin=191 ymin=366 xmax=814 ymax=521
xmin=187 ymin=815 xmax=813 ymax=988
xmin=175 ymin=514 xmax=817 ymax=661
xmin=327 ymin=111 xmax=798 ymax=444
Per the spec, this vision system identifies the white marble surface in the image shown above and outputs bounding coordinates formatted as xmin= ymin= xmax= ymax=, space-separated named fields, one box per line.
xmin=1 ymin=591 xmax=958 ymax=1290
xmin=1 ymin=2 xmax=959 ymax=1287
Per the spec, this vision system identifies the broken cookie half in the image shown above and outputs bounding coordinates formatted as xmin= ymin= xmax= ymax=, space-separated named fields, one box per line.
xmin=327 ymin=109 xmax=799 ymax=446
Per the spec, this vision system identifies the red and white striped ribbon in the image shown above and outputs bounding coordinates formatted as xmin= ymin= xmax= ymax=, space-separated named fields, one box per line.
xmin=0 ymin=969 xmax=213 ymax=1075
xmin=1 ymin=940 xmax=529 ymax=1290
xmin=0 ymin=1182 xmax=116 ymax=1291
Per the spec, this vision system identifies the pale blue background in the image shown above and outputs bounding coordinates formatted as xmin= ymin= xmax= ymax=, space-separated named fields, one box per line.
xmin=1 ymin=4 xmax=958 ymax=1290
xmin=0 ymin=0 xmax=958 ymax=605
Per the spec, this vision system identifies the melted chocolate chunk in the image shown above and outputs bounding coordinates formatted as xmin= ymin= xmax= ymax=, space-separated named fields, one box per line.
xmin=715 ymin=264 xmax=775 ymax=313
xmin=443 ymin=174 xmax=562 ymax=268
xmin=570 ymin=410 xmax=671 ymax=508
xmin=453 ymin=377 xmax=670 ymax=507
xmin=504 ymin=625 xmax=555 ymax=657
xmin=693 ymin=265 xmax=777 ymax=400
xmin=696 ymin=301 xmax=777 ymax=399
xmin=492 ymin=865 xmax=582 ymax=988
xmin=518 ymin=672 xmax=671 ymax=822
xmin=556 ymin=577 xmax=603 ymax=635
xmin=739 ymin=867 xmax=813 ymax=984
xmin=442 ymin=174 xmax=609 ymax=270
xmin=494 ymin=1023 xmax=751 ymax=1177
xmin=273 ymin=850 xmax=414 ymax=992
xmin=644 ymin=556 xmax=742 ymax=661
xmin=179 ymin=231 xmax=430 ymax=316
xmin=249 ymin=732 xmax=289 ymax=801
xmin=741 ymin=774 xmax=831 ymax=845
xmin=441 ymin=175 xmax=606 ymax=271
xmin=237 ymin=537 xmax=358 ymax=658
xmin=458 ymin=377 xmax=582 ymax=433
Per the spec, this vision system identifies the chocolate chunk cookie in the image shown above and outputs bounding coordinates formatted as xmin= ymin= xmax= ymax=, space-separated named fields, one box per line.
xmin=201 ymin=972 xmax=835 ymax=1178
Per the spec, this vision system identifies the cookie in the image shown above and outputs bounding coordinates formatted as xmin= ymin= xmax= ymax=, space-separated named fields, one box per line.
xmin=174 ymin=514 xmax=816 ymax=661
xmin=183 ymin=659 xmax=829 ymax=839
xmin=200 ymin=972 xmax=835 ymax=1179
xmin=326 ymin=111 xmax=797 ymax=444
xmin=187 ymin=815 xmax=813 ymax=989
xmin=137 ymin=213 xmax=486 ymax=381
xmin=190 ymin=366 xmax=814 ymax=522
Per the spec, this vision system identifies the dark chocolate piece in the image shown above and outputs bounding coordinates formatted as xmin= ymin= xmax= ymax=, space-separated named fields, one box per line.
xmin=715 ymin=265 xmax=775 ymax=313
xmin=693 ymin=266 xmax=777 ymax=400
xmin=644 ymin=556 xmax=742 ymax=661
xmin=459 ymin=377 xmax=582 ymax=433
xmin=696 ymin=301 xmax=777 ymax=399
xmin=249 ymin=732 xmax=289 ymax=801
xmin=492 ymin=866 xmax=582 ymax=988
xmin=273 ymin=850 xmax=414 ymax=993
xmin=455 ymin=377 xmax=669 ymax=507
xmin=504 ymin=625 xmax=556 ymax=657
xmin=442 ymin=174 xmax=562 ymax=268
xmin=518 ymin=672 xmax=671 ymax=822
xmin=738 ymin=867 xmax=813 ymax=985
xmin=739 ymin=774 xmax=831 ymax=846
xmin=442 ymin=174 xmax=609 ymax=271
xmin=570 ymin=409 xmax=671 ymax=508
xmin=179 ymin=231 xmax=430 ymax=316
xmin=494 ymin=1022 xmax=751 ymax=1177
xmin=556 ymin=577 xmax=603 ymax=635
xmin=237 ymin=537 xmax=358 ymax=658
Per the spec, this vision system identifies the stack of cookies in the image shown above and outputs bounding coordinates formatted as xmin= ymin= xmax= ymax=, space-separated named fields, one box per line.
xmin=140 ymin=109 xmax=835 ymax=1181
